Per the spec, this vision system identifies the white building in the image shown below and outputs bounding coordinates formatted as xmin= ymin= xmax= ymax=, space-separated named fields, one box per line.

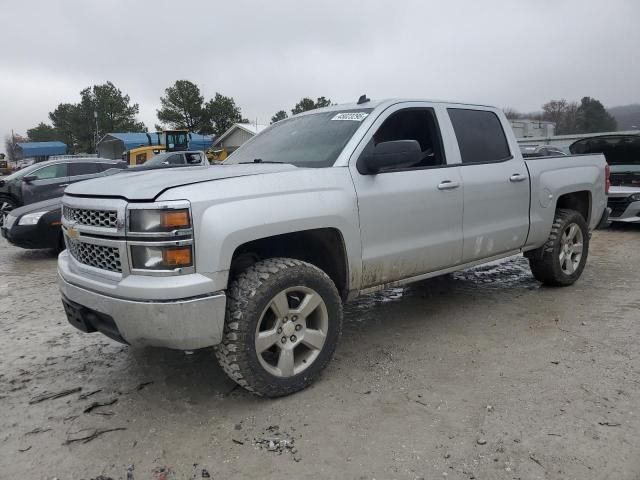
xmin=517 ymin=129 xmax=640 ymax=152
xmin=509 ymin=119 xmax=556 ymax=138
xmin=212 ymin=123 xmax=268 ymax=154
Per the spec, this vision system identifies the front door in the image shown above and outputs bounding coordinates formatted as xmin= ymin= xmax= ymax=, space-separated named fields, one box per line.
xmin=349 ymin=104 xmax=464 ymax=288
xmin=447 ymin=107 xmax=530 ymax=262
xmin=21 ymin=162 xmax=69 ymax=204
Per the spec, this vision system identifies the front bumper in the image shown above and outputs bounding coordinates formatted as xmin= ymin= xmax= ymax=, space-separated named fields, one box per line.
xmin=608 ymin=198 xmax=640 ymax=223
xmin=58 ymin=259 xmax=226 ymax=350
xmin=1 ymin=222 xmax=60 ymax=249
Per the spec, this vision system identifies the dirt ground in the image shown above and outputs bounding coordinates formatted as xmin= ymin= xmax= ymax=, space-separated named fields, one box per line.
xmin=1 ymin=226 xmax=639 ymax=480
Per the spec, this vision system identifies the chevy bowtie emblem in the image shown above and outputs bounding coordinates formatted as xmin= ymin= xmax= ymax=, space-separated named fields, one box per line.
xmin=67 ymin=226 xmax=79 ymax=239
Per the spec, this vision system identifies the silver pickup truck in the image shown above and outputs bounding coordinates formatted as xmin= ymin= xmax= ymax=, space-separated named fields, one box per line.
xmin=58 ymin=98 xmax=608 ymax=397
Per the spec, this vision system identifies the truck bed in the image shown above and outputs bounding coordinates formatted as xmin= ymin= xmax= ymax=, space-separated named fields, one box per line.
xmin=524 ymin=153 xmax=607 ymax=249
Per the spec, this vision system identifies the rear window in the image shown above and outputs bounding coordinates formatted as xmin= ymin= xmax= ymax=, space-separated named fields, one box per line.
xmin=448 ymin=109 xmax=511 ymax=164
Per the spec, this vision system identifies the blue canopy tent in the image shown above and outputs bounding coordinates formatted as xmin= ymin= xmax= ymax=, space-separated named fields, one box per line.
xmin=16 ymin=141 xmax=67 ymax=161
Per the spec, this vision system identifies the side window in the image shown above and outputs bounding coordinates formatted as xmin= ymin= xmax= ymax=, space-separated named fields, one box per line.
xmin=365 ymin=108 xmax=446 ymax=171
xmin=448 ymin=109 xmax=511 ymax=164
xmin=186 ymin=152 xmax=202 ymax=164
xmin=166 ymin=154 xmax=185 ymax=165
xmin=30 ymin=163 xmax=68 ymax=180
xmin=136 ymin=153 xmax=147 ymax=165
xmin=70 ymin=162 xmax=101 ymax=176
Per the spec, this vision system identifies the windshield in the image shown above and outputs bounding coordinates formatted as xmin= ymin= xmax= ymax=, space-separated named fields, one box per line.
xmin=225 ymin=109 xmax=373 ymax=168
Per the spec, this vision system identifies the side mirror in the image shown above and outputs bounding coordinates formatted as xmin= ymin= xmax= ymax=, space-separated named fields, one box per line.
xmin=358 ymin=140 xmax=422 ymax=174
xmin=23 ymin=175 xmax=37 ymax=183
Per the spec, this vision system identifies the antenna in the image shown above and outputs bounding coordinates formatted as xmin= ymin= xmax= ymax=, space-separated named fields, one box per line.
xmin=357 ymin=94 xmax=370 ymax=105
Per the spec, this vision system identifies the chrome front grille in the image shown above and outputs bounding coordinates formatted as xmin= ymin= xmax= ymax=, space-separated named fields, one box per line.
xmin=66 ymin=237 xmax=122 ymax=273
xmin=63 ymin=206 xmax=118 ymax=228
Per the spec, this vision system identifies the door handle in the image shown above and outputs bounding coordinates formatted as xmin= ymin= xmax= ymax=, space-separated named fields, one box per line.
xmin=437 ymin=180 xmax=460 ymax=190
xmin=59 ymin=184 xmax=69 ymax=187
xmin=509 ymin=174 xmax=527 ymax=183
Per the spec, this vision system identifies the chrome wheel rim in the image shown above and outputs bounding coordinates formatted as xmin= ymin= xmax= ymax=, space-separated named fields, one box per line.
xmin=0 ymin=201 xmax=14 ymax=227
xmin=559 ymin=223 xmax=583 ymax=275
xmin=254 ymin=286 xmax=328 ymax=378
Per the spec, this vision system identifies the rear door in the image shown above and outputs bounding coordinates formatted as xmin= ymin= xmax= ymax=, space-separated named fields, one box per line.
xmin=21 ymin=162 xmax=69 ymax=204
xmin=446 ymin=107 xmax=530 ymax=262
xmin=349 ymin=103 xmax=464 ymax=287
xmin=68 ymin=162 xmax=104 ymax=185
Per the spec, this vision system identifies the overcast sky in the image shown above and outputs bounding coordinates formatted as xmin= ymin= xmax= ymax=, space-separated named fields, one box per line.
xmin=1 ymin=0 xmax=638 ymax=142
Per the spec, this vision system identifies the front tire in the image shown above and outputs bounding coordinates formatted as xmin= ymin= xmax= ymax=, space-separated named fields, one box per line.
xmin=0 ymin=196 xmax=19 ymax=227
xmin=525 ymin=209 xmax=589 ymax=286
xmin=214 ymin=258 xmax=343 ymax=397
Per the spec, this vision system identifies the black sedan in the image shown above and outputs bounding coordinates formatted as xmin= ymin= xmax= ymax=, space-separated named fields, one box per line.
xmin=1 ymin=197 xmax=63 ymax=250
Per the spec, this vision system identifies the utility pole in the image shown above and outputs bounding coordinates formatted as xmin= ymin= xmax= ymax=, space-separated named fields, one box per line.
xmin=11 ymin=129 xmax=16 ymax=167
xmin=94 ymin=111 xmax=99 ymax=153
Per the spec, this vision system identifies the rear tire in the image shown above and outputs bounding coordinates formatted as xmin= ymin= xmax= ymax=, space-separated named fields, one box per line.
xmin=525 ymin=209 xmax=589 ymax=286
xmin=214 ymin=258 xmax=342 ymax=397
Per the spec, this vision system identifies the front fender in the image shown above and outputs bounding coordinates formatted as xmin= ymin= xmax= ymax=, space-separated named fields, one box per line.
xmin=159 ymin=168 xmax=362 ymax=292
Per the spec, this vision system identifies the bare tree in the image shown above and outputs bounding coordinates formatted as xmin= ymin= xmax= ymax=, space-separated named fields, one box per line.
xmin=4 ymin=133 xmax=28 ymax=163
xmin=502 ymin=108 xmax=523 ymax=120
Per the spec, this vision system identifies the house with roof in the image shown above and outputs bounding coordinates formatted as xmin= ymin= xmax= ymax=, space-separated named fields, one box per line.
xmin=212 ymin=123 xmax=267 ymax=157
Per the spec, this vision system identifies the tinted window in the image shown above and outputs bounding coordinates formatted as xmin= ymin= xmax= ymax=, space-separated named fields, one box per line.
xmin=448 ymin=109 xmax=511 ymax=164
xmin=185 ymin=152 xmax=202 ymax=164
xmin=31 ymin=163 xmax=68 ymax=180
xmin=226 ymin=109 xmax=373 ymax=168
xmin=364 ymin=108 xmax=445 ymax=171
xmin=70 ymin=162 xmax=101 ymax=176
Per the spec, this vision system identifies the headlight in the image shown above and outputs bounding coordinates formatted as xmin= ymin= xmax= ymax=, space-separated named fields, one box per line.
xmin=630 ymin=193 xmax=640 ymax=202
xmin=18 ymin=211 xmax=47 ymax=226
xmin=129 ymin=208 xmax=191 ymax=233
xmin=130 ymin=244 xmax=193 ymax=270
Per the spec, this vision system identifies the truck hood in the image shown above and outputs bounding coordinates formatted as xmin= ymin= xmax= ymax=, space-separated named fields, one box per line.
xmin=64 ymin=163 xmax=298 ymax=201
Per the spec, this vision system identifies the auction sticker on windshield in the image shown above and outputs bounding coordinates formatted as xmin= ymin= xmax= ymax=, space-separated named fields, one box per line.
xmin=331 ymin=112 xmax=369 ymax=121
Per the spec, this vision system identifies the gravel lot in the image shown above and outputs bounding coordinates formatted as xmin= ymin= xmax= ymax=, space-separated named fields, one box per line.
xmin=1 ymin=226 xmax=639 ymax=480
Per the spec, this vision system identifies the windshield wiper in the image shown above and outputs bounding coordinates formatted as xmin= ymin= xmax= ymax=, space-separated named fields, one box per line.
xmin=238 ymin=158 xmax=287 ymax=164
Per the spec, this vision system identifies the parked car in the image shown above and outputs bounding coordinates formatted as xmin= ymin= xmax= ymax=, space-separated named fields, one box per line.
xmin=1 ymin=197 xmax=63 ymax=250
xmin=0 ymin=157 xmax=126 ymax=226
xmin=520 ymin=145 xmax=568 ymax=158
xmin=133 ymin=150 xmax=209 ymax=168
xmin=0 ymin=156 xmax=215 ymax=251
xmin=57 ymin=98 xmax=608 ymax=397
xmin=570 ymin=134 xmax=640 ymax=223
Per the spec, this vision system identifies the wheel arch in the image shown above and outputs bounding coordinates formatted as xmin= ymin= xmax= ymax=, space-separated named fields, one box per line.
xmin=555 ymin=190 xmax=591 ymax=223
xmin=230 ymin=228 xmax=350 ymax=300
xmin=0 ymin=192 xmax=20 ymax=205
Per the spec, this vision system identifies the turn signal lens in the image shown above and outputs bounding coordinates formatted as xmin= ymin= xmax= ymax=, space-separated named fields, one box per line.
xmin=130 ymin=245 xmax=193 ymax=270
xmin=129 ymin=208 xmax=191 ymax=233
xmin=162 ymin=246 xmax=192 ymax=267
xmin=161 ymin=210 xmax=190 ymax=229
